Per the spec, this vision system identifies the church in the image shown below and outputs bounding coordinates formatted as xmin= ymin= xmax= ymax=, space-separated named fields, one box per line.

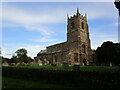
xmin=34 ymin=9 xmax=94 ymax=66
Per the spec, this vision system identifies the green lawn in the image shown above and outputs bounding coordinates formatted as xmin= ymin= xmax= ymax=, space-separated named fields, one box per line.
xmin=4 ymin=65 xmax=120 ymax=72
xmin=5 ymin=64 xmax=73 ymax=70
xmin=80 ymin=66 xmax=120 ymax=72
xmin=2 ymin=77 xmax=70 ymax=88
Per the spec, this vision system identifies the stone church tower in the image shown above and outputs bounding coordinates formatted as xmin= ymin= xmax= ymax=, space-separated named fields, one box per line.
xmin=35 ymin=8 xmax=92 ymax=66
xmin=67 ymin=8 xmax=91 ymax=65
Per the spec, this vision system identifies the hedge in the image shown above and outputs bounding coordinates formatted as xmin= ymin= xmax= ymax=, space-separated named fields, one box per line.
xmin=2 ymin=66 xmax=120 ymax=88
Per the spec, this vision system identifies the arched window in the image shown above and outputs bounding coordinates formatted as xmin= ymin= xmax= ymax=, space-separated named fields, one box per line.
xmin=82 ymin=44 xmax=86 ymax=53
xmin=81 ymin=22 xmax=84 ymax=29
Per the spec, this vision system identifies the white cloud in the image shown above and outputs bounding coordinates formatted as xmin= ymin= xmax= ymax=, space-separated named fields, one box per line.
xmin=114 ymin=22 xmax=120 ymax=26
xmin=2 ymin=2 xmax=118 ymax=58
xmin=78 ymin=3 xmax=117 ymax=20
xmin=0 ymin=3 xmax=2 ymax=20
xmin=90 ymin=32 xmax=118 ymax=49
xmin=2 ymin=3 xmax=117 ymax=34
xmin=2 ymin=4 xmax=69 ymax=36
xmin=2 ymin=2 xmax=117 ymax=37
xmin=33 ymin=37 xmax=56 ymax=43
xmin=25 ymin=25 xmax=54 ymax=35
xmin=1 ymin=48 xmax=15 ymax=58
xmin=114 ymin=22 xmax=118 ymax=26
xmin=1 ymin=0 xmax=114 ymax=2
xmin=2 ymin=6 xmax=65 ymax=24
xmin=2 ymin=3 xmax=117 ymax=27
xmin=19 ymin=45 xmax=46 ymax=58
xmin=2 ymin=44 xmax=46 ymax=58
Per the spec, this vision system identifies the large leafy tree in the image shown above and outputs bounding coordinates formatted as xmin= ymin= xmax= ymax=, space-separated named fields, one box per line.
xmin=15 ymin=48 xmax=27 ymax=57
xmin=96 ymin=41 xmax=120 ymax=65
xmin=114 ymin=43 xmax=120 ymax=64
xmin=11 ymin=55 xmax=19 ymax=64
xmin=11 ymin=48 xmax=33 ymax=63
xmin=15 ymin=48 xmax=27 ymax=63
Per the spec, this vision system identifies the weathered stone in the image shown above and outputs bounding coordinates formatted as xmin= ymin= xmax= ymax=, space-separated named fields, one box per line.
xmin=35 ymin=9 xmax=93 ymax=66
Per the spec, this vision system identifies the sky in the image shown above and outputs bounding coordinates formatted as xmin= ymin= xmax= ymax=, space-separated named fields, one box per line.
xmin=1 ymin=2 xmax=118 ymax=58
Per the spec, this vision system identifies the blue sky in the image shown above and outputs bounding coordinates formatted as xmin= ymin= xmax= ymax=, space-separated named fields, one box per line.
xmin=1 ymin=2 xmax=118 ymax=58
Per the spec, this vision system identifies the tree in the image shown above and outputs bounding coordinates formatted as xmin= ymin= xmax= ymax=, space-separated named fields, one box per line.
xmin=12 ymin=48 xmax=33 ymax=64
xmin=25 ymin=56 xmax=33 ymax=63
xmin=114 ymin=43 xmax=120 ymax=65
xmin=96 ymin=41 xmax=120 ymax=65
xmin=11 ymin=55 xmax=19 ymax=64
xmin=15 ymin=48 xmax=28 ymax=63
xmin=15 ymin=48 xmax=27 ymax=57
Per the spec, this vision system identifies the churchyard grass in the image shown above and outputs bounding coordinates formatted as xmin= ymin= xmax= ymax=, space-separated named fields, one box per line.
xmin=80 ymin=66 xmax=119 ymax=72
xmin=4 ymin=65 xmax=120 ymax=72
